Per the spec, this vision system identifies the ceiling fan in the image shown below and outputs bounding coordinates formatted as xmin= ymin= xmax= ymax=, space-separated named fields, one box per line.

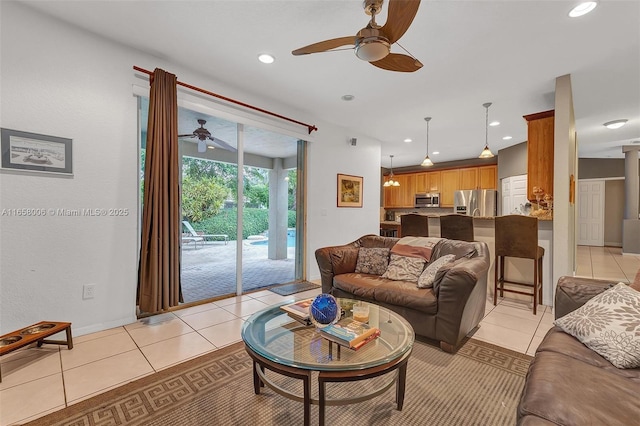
xmin=178 ymin=119 xmax=237 ymax=153
xmin=291 ymin=0 xmax=422 ymax=73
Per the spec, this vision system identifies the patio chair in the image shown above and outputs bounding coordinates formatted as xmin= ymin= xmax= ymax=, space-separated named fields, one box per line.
xmin=182 ymin=221 xmax=229 ymax=245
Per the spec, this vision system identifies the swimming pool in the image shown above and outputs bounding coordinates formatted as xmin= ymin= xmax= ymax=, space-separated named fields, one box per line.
xmin=250 ymin=230 xmax=296 ymax=247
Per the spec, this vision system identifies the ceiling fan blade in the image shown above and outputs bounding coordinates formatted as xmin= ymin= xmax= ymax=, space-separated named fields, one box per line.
xmin=197 ymin=140 xmax=206 ymax=153
xmin=292 ymin=36 xmax=356 ymax=56
xmin=381 ymin=0 xmax=421 ymax=44
xmin=210 ymin=137 xmax=238 ymax=153
xmin=178 ymin=134 xmax=194 ymax=138
xmin=370 ymin=53 xmax=423 ymax=72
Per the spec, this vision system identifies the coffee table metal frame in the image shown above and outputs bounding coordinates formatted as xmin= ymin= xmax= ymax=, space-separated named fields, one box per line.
xmin=242 ymin=300 xmax=414 ymax=426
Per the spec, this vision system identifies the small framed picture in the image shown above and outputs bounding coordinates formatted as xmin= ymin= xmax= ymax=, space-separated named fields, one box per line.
xmin=1 ymin=128 xmax=73 ymax=175
xmin=337 ymin=174 xmax=363 ymax=208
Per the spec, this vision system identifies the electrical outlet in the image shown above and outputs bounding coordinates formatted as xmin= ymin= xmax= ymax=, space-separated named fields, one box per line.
xmin=83 ymin=284 xmax=96 ymax=300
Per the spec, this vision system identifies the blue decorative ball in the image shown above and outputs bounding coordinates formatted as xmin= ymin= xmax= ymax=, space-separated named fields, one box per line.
xmin=309 ymin=294 xmax=340 ymax=329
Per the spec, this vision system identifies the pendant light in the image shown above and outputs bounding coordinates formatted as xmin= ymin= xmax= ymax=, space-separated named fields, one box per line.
xmin=383 ymin=155 xmax=400 ymax=187
xmin=421 ymin=117 xmax=434 ymax=167
xmin=479 ymin=102 xmax=495 ymax=159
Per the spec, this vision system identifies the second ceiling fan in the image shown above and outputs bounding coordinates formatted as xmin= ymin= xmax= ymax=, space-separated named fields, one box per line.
xmin=178 ymin=119 xmax=237 ymax=153
xmin=292 ymin=0 xmax=422 ymax=73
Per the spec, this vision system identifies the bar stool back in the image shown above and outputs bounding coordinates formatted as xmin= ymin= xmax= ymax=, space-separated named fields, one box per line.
xmin=494 ymin=215 xmax=544 ymax=314
xmin=440 ymin=214 xmax=474 ymax=242
xmin=400 ymin=214 xmax=429 ymax=237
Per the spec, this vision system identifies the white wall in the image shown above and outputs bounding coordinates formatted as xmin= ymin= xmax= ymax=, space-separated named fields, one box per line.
xmin=0 ymin=2 xmax=381 ymax=335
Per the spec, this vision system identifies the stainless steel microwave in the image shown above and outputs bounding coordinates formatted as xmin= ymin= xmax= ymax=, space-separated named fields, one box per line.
xmin=415 ymin=193 xmax=440 ymax=208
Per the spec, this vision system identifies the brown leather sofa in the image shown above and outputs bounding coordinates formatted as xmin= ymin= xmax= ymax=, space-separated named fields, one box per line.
xmin=517 ymin=276 xmax=640 ymax=425
xmin=315 ymin=235 xmax=490 ymax=352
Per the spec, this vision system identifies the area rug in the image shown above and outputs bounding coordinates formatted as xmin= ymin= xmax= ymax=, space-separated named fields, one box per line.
xmin=269 ymin=280 xmax=320 ymax=296
xmin=26 ymin=338 xmax=531 ymax=426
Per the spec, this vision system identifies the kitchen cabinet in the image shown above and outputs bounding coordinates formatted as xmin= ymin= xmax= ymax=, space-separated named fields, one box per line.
xmin=440 ymin=169 xmax=459 ymax=207
xmin=415 ymin=171 xmax=441 ymax=193
xmin=524 ymin=110 xmax=554 ymax=203
xmin=478 ymin=165 xmax=497 ymax=189
xmin=459 ymin=168 xmax=478 ymax=190
xmin=383 ymin=174 xmax=415 ymax=208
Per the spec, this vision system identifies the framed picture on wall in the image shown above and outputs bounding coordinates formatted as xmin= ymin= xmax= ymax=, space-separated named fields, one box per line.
xmin=1 ymin=128 xmax=73 ymax=175
xmin=337 ymin=173 xmax=363 ymax=208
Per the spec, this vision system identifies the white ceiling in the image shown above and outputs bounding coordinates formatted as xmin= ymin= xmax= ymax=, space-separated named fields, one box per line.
xmin=22 ymin=0 xmax=640 ymax=168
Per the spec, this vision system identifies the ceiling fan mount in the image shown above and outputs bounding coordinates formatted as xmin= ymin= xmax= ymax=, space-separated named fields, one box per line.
xmin=291 ymin=0 xmax=422 ymax=73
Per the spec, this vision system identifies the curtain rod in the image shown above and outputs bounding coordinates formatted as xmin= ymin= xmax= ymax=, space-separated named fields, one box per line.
xmin=133 ymin=66 xmax=318 ymax=135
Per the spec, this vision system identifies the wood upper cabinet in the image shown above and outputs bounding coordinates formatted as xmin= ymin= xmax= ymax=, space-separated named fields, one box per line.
xmin=478 ymin=165 xmax=497 ymax=189
xmin=414 ymin=171 xmax=441 ymax=193
xmin=440 ymin=169 xmax=459 ymax=207
xmin=414 ymin=172 xmax=428 ymax=193
xmin=383 ymin=174 xmax=415 ymax=208
xmin=524 ymin=110 xmax=554 ymax=202
xmin=458 ymin=167 xmax=478 ymax=190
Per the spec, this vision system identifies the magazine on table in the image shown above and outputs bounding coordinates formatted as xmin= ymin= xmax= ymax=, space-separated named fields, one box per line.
xmin=319 ymin=318 xmax=380 ymax=350
xmin=280 ymin=298 xmax=314 ymax=321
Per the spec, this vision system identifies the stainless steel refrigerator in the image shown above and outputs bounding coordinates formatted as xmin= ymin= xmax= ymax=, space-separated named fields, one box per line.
xmin=453 ymin=189 xmax=498 ymax=217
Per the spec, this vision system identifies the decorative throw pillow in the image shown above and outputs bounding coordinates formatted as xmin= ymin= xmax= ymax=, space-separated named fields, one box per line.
xmin=381 ymin=253 xmax=427 ymax=283
xmin=354 ymin=247 xmax=390 ymax=275
xmin=390 ymin=237 xmax=442 ymax=262
xmin=554 ymin=283 xmax=640 ymax=369
xmin=417 ymin=254 xmax=456 ymax=289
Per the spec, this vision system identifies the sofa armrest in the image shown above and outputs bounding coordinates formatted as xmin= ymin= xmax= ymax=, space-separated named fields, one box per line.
xmin=314 ymin=244 xmax=359 ymax=293
xmin=555 ymin=276 xmax=617 ymax=319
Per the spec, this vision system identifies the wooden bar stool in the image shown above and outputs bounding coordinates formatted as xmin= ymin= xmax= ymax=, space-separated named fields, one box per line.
xmin=440 ymin=214 xmax=474 ymax=241
xmin=400 ymin=214 xmax=429 ymax=237
xmin=494 ymin=215 xmax=544 ymax=314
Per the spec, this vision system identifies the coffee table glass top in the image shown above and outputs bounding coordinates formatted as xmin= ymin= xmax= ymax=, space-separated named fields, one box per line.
xmin=242 ymin=298 xmax=414 ymax=371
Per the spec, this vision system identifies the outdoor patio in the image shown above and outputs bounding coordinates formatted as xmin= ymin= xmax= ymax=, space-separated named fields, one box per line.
xmin=180 ymin=239 xmax=297 ymax=303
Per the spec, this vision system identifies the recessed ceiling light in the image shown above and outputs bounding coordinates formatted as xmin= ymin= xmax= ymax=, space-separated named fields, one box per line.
xmin=503 ymin=136 xmax=513 ymax=140
xmin=489 ymin=121 xmax=500 ymax=126
xmin=341 ymin=94 xmax=355 ymax=101
xmin=258 ymin=53 xmax=275 ymax=64
xmin=432 ymin=151 xmax=439 ymax=155
xmin=569 ymin=2 xmax=598 ymax=18
xmin=603 ymin=119 xmax=628 ymax=129
xmin=404 ymin=138 xmax=412 ymax=143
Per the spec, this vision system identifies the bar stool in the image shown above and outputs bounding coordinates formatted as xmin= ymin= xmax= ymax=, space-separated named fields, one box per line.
xmin=400 ymin=214 xmax=429 ymax=237
xmin=494 ymin=215 xmax=544 ymax=314
xmin=440 ymin=214 xmax=474 ymax=242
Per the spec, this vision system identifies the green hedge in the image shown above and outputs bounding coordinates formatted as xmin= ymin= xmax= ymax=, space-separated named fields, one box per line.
xmin=194 ymin=208 xmax=296 ymax=240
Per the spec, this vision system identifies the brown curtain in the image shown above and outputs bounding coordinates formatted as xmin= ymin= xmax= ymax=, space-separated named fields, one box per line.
xmin=137 ymin=68 xmax=182 ymax=314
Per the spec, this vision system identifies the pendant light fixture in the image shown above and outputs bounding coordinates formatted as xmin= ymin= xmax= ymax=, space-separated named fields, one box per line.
xmin=479 ymin=102 xmax=495 ymax=158
xmin=421 ymin=117 xmax=434 ymax=167
xmin=383 ymin=155 xmax=400 ymax=187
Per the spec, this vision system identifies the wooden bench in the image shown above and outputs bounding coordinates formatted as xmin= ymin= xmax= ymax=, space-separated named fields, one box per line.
xmin=0 ymin=321 xmax=73 ymax=382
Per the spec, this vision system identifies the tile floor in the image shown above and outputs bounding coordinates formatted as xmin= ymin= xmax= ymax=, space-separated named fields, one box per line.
xmin=2 ymin=247 xmax=639 ymax=425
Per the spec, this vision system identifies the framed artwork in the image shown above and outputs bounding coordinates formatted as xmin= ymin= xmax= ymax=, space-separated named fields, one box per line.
xmin=337 ymin=173 xmax=363 ymax=208
xmin=1 ymin=128 xmax=73 ymax=175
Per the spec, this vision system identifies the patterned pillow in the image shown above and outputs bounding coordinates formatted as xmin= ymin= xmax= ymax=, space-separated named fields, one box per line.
xmin=354 ymin=247 xmax=390 ymax=275
xmin=554 ymin=283 xmax=640 ymax=369
xmin=381 ymin=253 xmax=427 ymax=283
xmin=417 ymin=254 xmax=456 ymax=289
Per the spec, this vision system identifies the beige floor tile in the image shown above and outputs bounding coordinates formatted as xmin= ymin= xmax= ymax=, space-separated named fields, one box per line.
xmin=526 ymin=335 xmax=545 ymax=356
xmin=172 ymin=302 xmax=219 ymax=317
xmin=481 ymin=311 xmax=541 ymax=335
xmin=124 ymin=312 xmax=177 ymax=330
xmin=220 ymin=299 xmax=271 ymax=317
xmin=294 ymin=288 xmax=322 ymax=300
xmin=73 ymin=326 xmax=126 ymax=344
xmin=139 ymin=332 xmax=215 ymax=371
xmin=535 ymin=322 xmax=555 ymax=338
xmin=493 ymin=301 xmax=545 ymax=320
xmin=198 ymin=318 xmax=245 ymax=348
xmin=178 ymin=307 xmax=238 ymax=330
xmin=60 ymin=331 xmax=137 ymax=371
xmin=0 ymin=373 xmax=65 ymax=426
xmin=213 ymin=295 xmax=254 ymax=307
xmin=126 ymin=316 xmax=194 ymax=347
xmin=64 ymin=349 xmax=153 ymax=403
xmin=473 ymin=322 xmax=532 ymax=354
xmin=247 ymin=289 xmax=274 ymax=299
xmin=0 ymin=347 xmax=60 ymax=390
xmin=252 ymin=293 xmax=294 ymax=306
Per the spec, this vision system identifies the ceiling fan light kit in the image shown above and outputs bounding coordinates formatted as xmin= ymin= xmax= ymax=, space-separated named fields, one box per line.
xmin=479 ymin=102 xmax=495 ymax=159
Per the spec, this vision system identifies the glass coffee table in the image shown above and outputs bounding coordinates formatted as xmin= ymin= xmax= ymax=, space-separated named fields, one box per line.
xmin=242 ymin=298 xmax=414 ymax=426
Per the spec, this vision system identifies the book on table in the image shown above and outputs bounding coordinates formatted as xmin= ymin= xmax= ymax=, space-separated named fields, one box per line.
xmin=319 ymin=318 xmax=380 ymax=350
xmin=280 ymin=298 xmax=314 ymax=322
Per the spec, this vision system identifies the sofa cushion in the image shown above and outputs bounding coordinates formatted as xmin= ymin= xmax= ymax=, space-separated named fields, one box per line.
xmin=431 ymin=238 xmax=477 ymax=261
xmin=554 ymin=282 xmax=640 ymax=369
xmin=374 ymin=280 xmax=438 ymax=314
xmin=354 ymin=247 xmax=390 ymax=275
xmin=381 ymin=253 xmax=426 ymax=283
xmin=418 ymin=254 xmax=455 ymax=289
xmin=390 ymin=236 xmax=442 ymax=261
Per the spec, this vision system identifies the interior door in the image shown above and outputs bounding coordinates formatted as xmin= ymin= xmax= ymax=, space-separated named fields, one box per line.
xmin=577 ymin=180 xmax=605 ymax=246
